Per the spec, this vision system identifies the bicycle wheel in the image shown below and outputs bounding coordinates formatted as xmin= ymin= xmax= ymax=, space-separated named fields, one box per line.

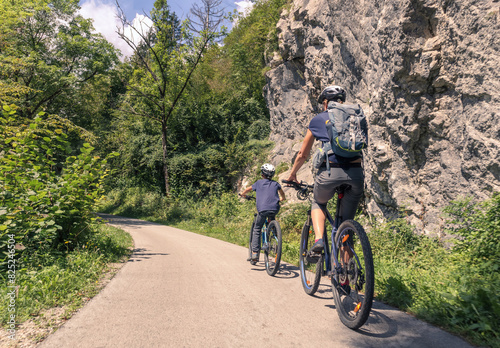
xmin=247 ymin=221 xmax=255 ymax=261
xmin=264 ymin=220 xmax=282 ymax=276
xmin=331 ymin=220 xmax=374 ymax=330
xmin=299 ymin=220 xmax=322 ymax=295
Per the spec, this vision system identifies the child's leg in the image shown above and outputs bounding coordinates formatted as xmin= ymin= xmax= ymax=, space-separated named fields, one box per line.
xmin=252 ymin=212 xmax=266 ymax=253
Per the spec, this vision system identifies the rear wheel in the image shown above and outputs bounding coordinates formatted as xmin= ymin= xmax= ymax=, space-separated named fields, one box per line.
xmin=264 ymin=220 xmax=282 ymax=276
xmin=331 ymin=220 xmax=374 ymax=330
xmin=299 ymin=220 xmax=322 ymax=295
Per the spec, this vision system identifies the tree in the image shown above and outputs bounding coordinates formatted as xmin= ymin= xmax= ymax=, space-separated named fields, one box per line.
xmin=116 ymin=0 xmax=224 ymax=195
xmin=0 ymin=0 xmax=119 ymax=119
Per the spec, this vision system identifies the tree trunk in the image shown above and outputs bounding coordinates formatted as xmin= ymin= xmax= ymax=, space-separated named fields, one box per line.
xmin=161 ymin=121 xmax=170 ymax=196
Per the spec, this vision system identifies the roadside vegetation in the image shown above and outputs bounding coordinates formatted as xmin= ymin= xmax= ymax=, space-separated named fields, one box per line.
xmin=0 ymin=223 xmax=132 ymax=344
xmin=0 ymin=107 xmax=133 ymax=344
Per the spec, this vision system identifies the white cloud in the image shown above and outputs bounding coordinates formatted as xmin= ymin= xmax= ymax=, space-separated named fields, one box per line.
xmin=79 ymin=0 xmax=153 ymax=59
xmin=235 ymin=0 xmax=254 ymax=15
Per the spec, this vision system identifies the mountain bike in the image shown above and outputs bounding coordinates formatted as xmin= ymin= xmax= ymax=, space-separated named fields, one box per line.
xmin=240 ymin=195 xmax=282 ymax=276
xmin=282 ymin=180 xmax=374 ymax=330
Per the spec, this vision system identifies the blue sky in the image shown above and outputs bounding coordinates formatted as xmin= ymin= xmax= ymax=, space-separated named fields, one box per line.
xmin=105 ymin=0 xmax=245 ymax=21
xmin=78 ymin=0 xmax=254 ymax=57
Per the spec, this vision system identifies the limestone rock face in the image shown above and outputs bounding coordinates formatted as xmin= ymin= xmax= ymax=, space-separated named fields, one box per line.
xmin=265 ymin=0 xmax=500 ymax=235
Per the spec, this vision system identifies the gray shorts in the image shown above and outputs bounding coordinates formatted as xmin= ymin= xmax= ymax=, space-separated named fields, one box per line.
xmin=311 ymin=166 xmax=364 ymax=221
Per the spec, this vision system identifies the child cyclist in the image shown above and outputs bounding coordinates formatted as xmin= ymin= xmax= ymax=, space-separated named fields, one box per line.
xmin=240 ymin=163 xmax=286 ymax=265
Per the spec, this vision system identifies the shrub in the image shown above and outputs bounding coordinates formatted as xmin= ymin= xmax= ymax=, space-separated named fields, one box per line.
xmin=0 ymin=105 xmax=117 ymax=270
xmin=444 ymin=193 xmax=500 ymax=267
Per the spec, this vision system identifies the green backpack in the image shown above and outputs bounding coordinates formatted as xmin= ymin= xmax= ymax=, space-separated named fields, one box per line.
xmin=326 ymin=103 xmax=368 ymax=158
xmin=312 ymin=103 xmax=368 ymax=174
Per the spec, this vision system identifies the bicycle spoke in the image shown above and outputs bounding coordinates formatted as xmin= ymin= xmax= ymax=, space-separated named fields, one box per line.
xmin=331 ymin=220 xmax=374 ymax=330
xmin=264 ymin=221 xmax=282 ymax=276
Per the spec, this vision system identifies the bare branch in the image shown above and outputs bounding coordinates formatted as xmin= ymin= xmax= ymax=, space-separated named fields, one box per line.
xmin=187 ymin=0 xmax=225 ymax=36
xmin=115 ymin=1 xmax=160 ymax=83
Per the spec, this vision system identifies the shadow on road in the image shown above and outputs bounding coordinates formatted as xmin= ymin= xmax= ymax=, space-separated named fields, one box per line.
xmin=128 ymin=247 xmax=169 ymax=262
xmin=250 ymin=262 xmax=300 ymax=279
xmin=356 ymin=307 xmax=399 ymax=338
xmin=321 ymin=298 xmax=399 ymax=339
xmin=96 ymin=214 xmax=163 ymax=229
xmin=274 ymin=264 xmax=299 ymax=279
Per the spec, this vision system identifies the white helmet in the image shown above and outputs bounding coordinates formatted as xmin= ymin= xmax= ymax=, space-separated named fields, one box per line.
xmin=261 ymin=163 xmax=275 ymax=178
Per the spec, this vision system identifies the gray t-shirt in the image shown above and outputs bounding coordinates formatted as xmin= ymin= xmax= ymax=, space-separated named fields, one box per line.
xmin=252 ymin=179 xmax=282 ymax=213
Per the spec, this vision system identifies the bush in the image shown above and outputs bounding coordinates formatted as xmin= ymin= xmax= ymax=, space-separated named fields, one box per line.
xmin=0 ymin=223 xmax=132 ymax=326
xmin=444 ymin=193 xmax=500 ymax=266
xmin=0 ymin=106 xmax=117 ymax=270
xmin=366 ymin=193 xmax=500 ymax=347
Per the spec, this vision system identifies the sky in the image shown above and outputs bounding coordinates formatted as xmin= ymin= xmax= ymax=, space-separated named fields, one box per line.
xmin=78 ymin=0 xmax=254 ymax=58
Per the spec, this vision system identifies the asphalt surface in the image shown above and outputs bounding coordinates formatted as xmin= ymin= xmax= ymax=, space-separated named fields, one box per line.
xmin=39 ymin=214 xmax=474 ymax=348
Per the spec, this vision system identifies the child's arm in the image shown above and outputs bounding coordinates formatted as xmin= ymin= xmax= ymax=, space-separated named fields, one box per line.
xmin=278 ymin=188 xmax=286 ymax=202
xmin=240 ymin=186 xmax=253 ymax=197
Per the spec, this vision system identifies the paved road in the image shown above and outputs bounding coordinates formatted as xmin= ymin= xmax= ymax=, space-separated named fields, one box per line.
xmin=40 ymin=215 xmax=473 ymax=348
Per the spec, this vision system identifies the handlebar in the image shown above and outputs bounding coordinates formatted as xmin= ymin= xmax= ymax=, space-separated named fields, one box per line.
xmin=282 ymin=180 xmax=314 ymax=190
xmin=282 ymin=180 xmax=314 ymax=201
xmin=239 ymin=193 xmax=255 ymax=200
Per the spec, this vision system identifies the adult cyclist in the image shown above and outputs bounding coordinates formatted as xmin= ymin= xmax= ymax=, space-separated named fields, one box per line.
xmin=285 ymin=85 xmax=365 ymax=253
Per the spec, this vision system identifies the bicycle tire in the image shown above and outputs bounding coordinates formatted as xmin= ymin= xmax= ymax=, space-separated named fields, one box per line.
xmin=264 ymin=220 xmax=282 ymax=276
xmin=299 ymin=220 xmax=322 ymax=295
xmin=248 ymin=221 xmax=255 ymax=261
xmin=331 ymin=219 xmax=374 ymax=330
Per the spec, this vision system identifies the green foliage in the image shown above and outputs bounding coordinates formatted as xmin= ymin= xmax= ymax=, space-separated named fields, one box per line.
xmin=100 ymin=0 xmax=288 ymax=197
xmin=366 ymin=194 xmax=500 ymax=347
xmin=98 ymin=186 xmax=168 ymax=219
xmin=0 ymin=106 xmax=118 ymax=270
xmin=444 ymin=194 xmax=500 ymax=266
xmin=279 ymin=203 xmax=309 ymax=235
xmin=225 ymin=0 xmax=288 ymax=96
xmin=275 ymin=161 xmax=291 ymax=176
xmin=0 ymin=0 xmax=119 ymax=118
xmin=0 ymin=223 xmax=132 ymax=326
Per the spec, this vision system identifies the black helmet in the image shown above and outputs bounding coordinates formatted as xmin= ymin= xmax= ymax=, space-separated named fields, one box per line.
xmin=261 ymin=163 xmax=275 ymax=178
xmin=318 ymin=85 xmax=346 ymax=104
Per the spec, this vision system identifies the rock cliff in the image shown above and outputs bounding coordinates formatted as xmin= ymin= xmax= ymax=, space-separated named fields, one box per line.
xmin=264 ymin=0 xmax=500 ymax=235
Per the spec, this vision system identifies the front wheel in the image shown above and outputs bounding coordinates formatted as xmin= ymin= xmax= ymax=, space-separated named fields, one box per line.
xmin=264 ymin=220 xmax=282 ymax=276
xmin=299 ymin=220 xmax=322 ymax=295
xmin=331 ymin=220 xmax=374 ymax=330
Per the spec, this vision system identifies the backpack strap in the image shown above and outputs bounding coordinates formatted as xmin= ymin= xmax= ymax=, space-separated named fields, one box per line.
xmin=325 ymin=112 xmax=336 ymax=176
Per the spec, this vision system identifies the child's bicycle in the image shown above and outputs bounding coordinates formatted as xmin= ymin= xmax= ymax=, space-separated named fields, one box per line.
xmin=282 ymin=180 xmax=374 ymax=330
xmin=239 ymin=194 xmax=282 ymax=276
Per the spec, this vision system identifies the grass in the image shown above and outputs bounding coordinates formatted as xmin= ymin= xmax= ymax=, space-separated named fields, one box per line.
xmin=0 ymin=223 xmax=133 ymax=345
xmin=99 ymin=187 xmax=500 ymax=348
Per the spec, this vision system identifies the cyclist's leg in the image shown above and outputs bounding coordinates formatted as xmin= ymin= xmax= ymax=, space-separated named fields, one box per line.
xmin=338 ymin=167 xmax=364 ymax=221
xmin=261 ymin=211 xmax=276 ymax=249
xmin=252 ymin=212 xmax=266 ymax=254
xmin=311 ymin=167 xmax=337 ymax=241
xmin=337 ymin=167 xmax=364 ymax=266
